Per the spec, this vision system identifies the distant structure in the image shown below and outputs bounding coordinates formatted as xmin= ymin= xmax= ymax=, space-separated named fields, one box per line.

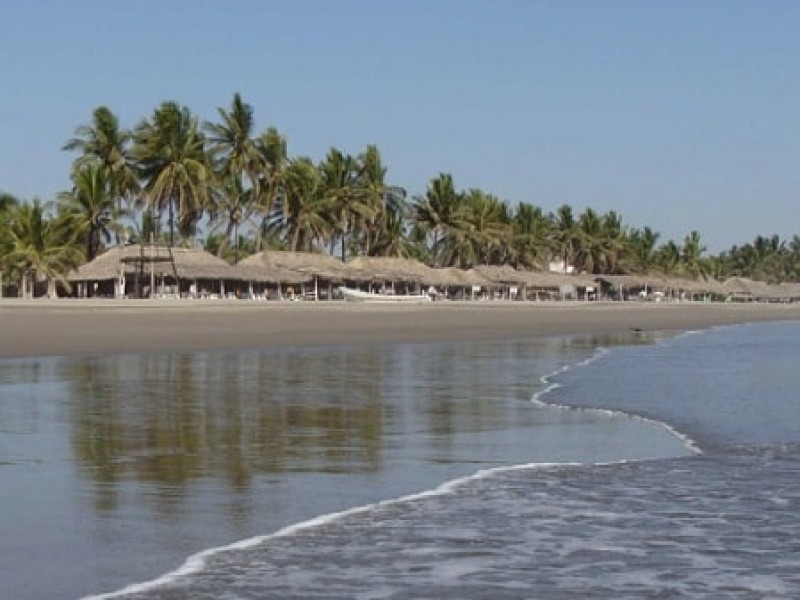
xmin=548 ymin=260 xmax=575 ymax=274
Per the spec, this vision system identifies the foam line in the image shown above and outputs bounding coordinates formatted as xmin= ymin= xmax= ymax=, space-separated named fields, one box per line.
xmin=530 ymin=343 xmax=703 ymax=455
xmin=84 ymin=458 xmax=594 ymax=599
xmin=86 ymin=335 xmax=703 ymax=598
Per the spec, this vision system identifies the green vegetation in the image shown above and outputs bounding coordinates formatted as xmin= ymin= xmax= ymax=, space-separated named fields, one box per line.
xmin=1 ymin=93 xmax=799 ymax=295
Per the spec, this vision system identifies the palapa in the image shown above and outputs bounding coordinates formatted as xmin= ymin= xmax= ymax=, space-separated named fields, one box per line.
xmin=346 ymin=256 xmax=434 ymax=284
xmin=245 ymin=250 xmax=356 ymax=282
xmin=67 ymin=245 xmax=244 ymax=282
xmin=423 ymin=267 xmax=491 ymax=288
xmin=722 ymin=277 xmax=777 ymax=299
xmin=235 ymin=253 xmax=314 ymax=284
xmin=473 ymin=265 xmax=529 ymax=285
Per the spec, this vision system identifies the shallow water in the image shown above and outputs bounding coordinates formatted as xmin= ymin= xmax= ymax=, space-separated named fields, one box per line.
xmin=0 ymin=331 xmax=689 ymax=600
xmin=3 ymin=322 xmax=800 ymax=599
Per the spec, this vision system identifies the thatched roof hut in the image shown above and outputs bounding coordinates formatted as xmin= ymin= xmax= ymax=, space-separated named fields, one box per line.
xmin=667 ymin=276 xmax=726 ymax=296
xmin=722 ymin=276 xmax=773 ymax=299
xmin=423 ymin=267 xmax=491 ymax=288
xmin=235 ymin=253 xmax=314 ymax=284
xmin=346 ymin=256 xmax=434 ymax=283
xmin=67 ymin=245 xmax=243 ymax=282
xmin=245 ymin=250 xmax=355 ymax=282
xmin=473 ymin=265 xmax=529 ymax=285
xmin=772 ymin=282 xmax=800 ymax=301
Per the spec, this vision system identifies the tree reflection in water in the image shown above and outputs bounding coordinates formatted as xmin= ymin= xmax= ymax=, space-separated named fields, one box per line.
xmin=64 ymin=332 xmax=658 ymax=513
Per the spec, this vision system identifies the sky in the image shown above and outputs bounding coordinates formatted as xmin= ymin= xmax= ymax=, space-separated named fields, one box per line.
xmin=1 ymin=0 xmax=799 ymax=252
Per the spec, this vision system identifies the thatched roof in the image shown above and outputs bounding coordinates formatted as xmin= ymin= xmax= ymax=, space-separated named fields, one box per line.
xmin=245 ymin=250 xmax=356 ymax=282
xmin=424 ymin=267 xmax=491 ymax=287
xmin=473 ymin=265 xmax=529 ymax=285
xmin=68 ymin=245 xmax=243 ymax=282
xmin=667 ymin=276 xmax=726 ymax=295
xmin=346 ymin=256 xmax=435 ymax=283
xmin=722 ymin=277 xmax=772 ymax=297
xmin=235 ymin=253 xmax=315 ymax=284
xmin=772 ymin=282 xmax=800 ymax=300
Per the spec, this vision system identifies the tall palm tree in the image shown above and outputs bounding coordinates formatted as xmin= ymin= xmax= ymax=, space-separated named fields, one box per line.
xmin=132 ymin=101 xmax=210 ymax=244
xmin=206 ymin=176 xmax=253 ymax=261
xmin=319 ymin=148 xmax=373 ymax=260
xmin=63 ymin=106 xmax=138 ymax=240
xmin=623 ymin=226 xmax=660 ymax=274
xmin=439 ymin=189 xmax=509 ymax=268
xmin=356 ymin=145 xmax=407 ymax=256
xmin=270 ymin=157 xmax=330 ymax=252
xmin=254 ymin=127 xmax=290 ymax=250
xmin=411 ymin=173 xmax=460 ymax=266
xmin=369 ymin=208 xmax=417 ymax=258
xmin=204 ymin=93 xmax=264 ymax=260
xmin=573 ymin=208 xmax=607 ymax=274
xmin=0 ymin=193 xmax=20 ymax=291
xmin=681 ymin=230 xmax=708 ymax=278
xmin=204 ymin=93 xmax=262 ymax=191
xmin=600 ymin=210 xmax=626 ymax=273
xmin=511 ymin=202 xmax=551 ymax=269
xmin=6 ymin=199 xmax=83 ymax=298
xmin=57 ymin=164 xmax=120 ymax=261
xmin=551 ymin=204 xmax=581 ymax=271
xmin=654 ymin=240 xmax=682 ymax=276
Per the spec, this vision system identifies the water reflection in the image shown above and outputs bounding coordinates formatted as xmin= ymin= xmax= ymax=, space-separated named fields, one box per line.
xmin=1 ymin=331 xmax=672 ymax=599
xmin=64 ymin=331 xmax=660 ymax=503
xmin=68 ymin=350 xmax=386 ymax=495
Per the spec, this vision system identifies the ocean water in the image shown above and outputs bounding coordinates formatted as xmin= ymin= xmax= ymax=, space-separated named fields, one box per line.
xmin=1 ymin=321 xmax=799 ymax=599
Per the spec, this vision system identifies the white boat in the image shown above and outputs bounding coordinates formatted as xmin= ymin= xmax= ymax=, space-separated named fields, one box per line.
xmin=339 ymin=286 xmax=432 ymax=303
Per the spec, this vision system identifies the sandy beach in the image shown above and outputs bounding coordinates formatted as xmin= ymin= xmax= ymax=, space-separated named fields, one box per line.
xmin=2 ymin=299 xmax=800 ymax=358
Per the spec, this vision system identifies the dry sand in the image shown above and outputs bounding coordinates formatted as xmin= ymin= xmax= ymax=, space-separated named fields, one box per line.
xmin=1 ymin=299 xmax=800 ymax=358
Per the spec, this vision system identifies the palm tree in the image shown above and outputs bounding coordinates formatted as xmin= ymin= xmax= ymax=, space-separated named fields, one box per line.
xmin=369 ymin=208 xmax=417 ymax=258
xmin=600 ymin=210 xmax=626 ymax=273
xmin=573 ymin=208 xmax=607 ymax=274
xmin=204 ymin=93 xmax=262 ymax=190
xmin=254 ymin=127 xmax=290 ymax=250
xmin=270 ymin=157 xmax=330 ymax=252
xmin=57 ymin=164 xmax=120 ymax=261
xmin=204 ymin=93 xmax=265 ymax=260
xmin=319 ymin=148 xmax=373 ymax=260
xmin=411 ymin=173 xmax=460 ymax=266
xmin=0 ymin=193 xmax=20 ymax=293
xmin=654 ymin=240 xmax=682 ymax=276
xmin=356 ymin=145 xmax=407 ymax=256
xmin=63 ymin=106 xmax=138 ymax=240
xmin=5 ymin=199 xmax=83 ymax=297
xmin=623 ymin=226 xmax=660 ymax=274
xmin=131 ymin=101 xmax=210 ymax=245
xmin=439 ymin=189 xmax=509 ymax=268
xmin=681 ymin=230 xmax=708 ymax=278
xmin=206 ymin=176 xmax=253 ymax=261
xmin=511 ymin=202 xmax=551 ymax=269
xmin=551 ymin=204 xmax=581 ymax=272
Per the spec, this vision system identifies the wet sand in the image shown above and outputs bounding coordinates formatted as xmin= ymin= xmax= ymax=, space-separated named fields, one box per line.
xmin=2 ymin=299 xmax=799 ymax=358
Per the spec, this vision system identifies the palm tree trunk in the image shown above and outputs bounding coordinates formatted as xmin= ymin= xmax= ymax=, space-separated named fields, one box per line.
xmin=168 ymin=200 xmax=175 ymax=247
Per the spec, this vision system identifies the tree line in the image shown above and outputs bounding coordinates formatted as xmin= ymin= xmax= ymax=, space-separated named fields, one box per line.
xmin=1 ymin=93 xmax=799 ymax=295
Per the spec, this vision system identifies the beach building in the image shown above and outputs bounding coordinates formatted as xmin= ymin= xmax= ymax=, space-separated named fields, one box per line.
xmin=237 ymin=250 xmax=365 ymax=300
xmin=345 ymin=256 xmax=436 ymax=296
xmin=66 ymin=244 xmax=248 ymax=299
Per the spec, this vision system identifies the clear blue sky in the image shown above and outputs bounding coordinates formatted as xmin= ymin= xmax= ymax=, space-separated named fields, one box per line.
xmin=1 ymin=0 xmax=798 ymax=251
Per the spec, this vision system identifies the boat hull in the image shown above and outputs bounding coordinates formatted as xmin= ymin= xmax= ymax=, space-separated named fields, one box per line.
xmin=339 ymin=287 xmax=432 ymax=303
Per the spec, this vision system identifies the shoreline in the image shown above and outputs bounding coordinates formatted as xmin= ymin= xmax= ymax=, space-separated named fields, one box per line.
xmin=2 ymin=299 xmax=800 ymax=359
